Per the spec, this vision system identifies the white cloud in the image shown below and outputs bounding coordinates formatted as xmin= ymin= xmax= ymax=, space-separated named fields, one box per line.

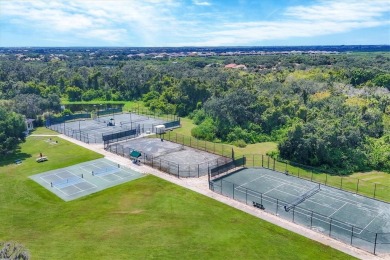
xmin=285 ymin=0 xmax=390 ymax=22
xmin=181 ymin=0 xmax=390 ymax=46
xmin=0 ymin=0 xmax=181 ymax=44
xmin=193 ymin=0 xmax=211 ymax=6
xmin=0 ymin=0 xmax=389 ymax=46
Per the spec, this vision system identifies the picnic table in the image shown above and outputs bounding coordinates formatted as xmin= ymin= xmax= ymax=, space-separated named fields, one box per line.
xmin=36 ymin=156 xmax=48 ymax=163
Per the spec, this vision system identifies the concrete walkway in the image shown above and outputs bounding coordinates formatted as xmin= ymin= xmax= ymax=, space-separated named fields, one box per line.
xmin=30 ymin=134 xmax=387 ymax=260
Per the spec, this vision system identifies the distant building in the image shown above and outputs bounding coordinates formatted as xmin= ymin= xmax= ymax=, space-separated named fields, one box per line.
xmin=224 ymin=63 xmax=237 ymax=68
xmin=224 ymin=63 xmax=247 ymax=69
xmin=25 ymin=118 xmax=35 ymax=135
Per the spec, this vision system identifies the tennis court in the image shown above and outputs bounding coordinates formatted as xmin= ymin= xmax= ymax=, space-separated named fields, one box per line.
xmin=49 ymin=112 xmax=172 ymax=143
xmin=108 ymin=138 xmax=230 ymax=177
xmin=211 ymin=168 xmax=390 ymax=254
xmin=30 ymin=158 xmax=144 ymax=201
xmin=98 ymin=112 xmax=167 ymax=132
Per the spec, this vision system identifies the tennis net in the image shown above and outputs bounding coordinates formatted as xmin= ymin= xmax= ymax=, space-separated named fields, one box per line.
xmin=92 ymin=165 xmax=120 ymax=177
xmin=120 ymin=118 xmax=149 ymax=126
xmin=95 ymin=117 xmax=109 ymax=124
xmin=51 ymin=175 xmax=84 ymax=188
xmin=284 ymin=184 xmax=321 ymax=212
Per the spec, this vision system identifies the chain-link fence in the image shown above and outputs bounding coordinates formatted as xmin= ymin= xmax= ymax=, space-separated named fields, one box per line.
xmin=244 ymin=154 xmax=390 ymax=203
xmin=107 ymin=142 xmax=234 ymax=178
xmin=210 ymin=179 xmax=390 ymax=255
xmin=156 ymin=132 xmax=234 ymax=158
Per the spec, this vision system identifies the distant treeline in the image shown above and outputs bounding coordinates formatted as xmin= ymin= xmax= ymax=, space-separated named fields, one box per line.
xmin=0 ymin=51 xmax=389 ymax=173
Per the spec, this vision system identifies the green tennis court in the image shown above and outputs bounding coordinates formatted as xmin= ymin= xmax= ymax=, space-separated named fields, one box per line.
xmin=30 ymin=158 xmax=144 ymax=201
xmin=211 ymin=168 xmax=390 ymax=254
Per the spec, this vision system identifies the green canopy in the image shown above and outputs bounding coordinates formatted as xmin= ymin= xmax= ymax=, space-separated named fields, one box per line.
xmin=130 ymin=150 xmax=141 ymax=158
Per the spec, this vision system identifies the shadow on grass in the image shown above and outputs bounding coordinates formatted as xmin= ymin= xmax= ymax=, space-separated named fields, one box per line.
xmin=0 ymin=148 xmax=31 ymax=167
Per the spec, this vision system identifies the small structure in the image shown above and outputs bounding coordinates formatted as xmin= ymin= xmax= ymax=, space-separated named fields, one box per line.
xmin=130 ymin=150 xmax=141 ymax=165
xmin=25 ymin=118 xmax=35 ymax=135
xmin=155 ymin=125 xmax=166 ymax=134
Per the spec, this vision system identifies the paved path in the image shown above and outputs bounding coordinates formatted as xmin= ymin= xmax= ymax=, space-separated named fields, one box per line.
xmin=30 ymin=134 xmax=388 ymax=259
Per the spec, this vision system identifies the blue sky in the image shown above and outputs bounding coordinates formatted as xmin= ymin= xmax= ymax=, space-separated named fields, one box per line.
xmin=0 ymin=0 xmax=389 ymax=47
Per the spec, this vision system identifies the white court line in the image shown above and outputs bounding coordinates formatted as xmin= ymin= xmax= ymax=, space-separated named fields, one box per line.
xmin=318 ymin=190 xmax=379 ymax=211
xmin=235 ymin=175 xmax=268 ymax=189
xmin=39 ymin=170 xmax=69 ymax=185
xmin=328 ymin=202 xmax=348 ymax=218
xmin=97 ymin=172 xmax=124 ymax=181
xmin=264 ymin=183 xmax=286 ymax=195
xmin=79 ymin=162 xmax=124 ymax=181
xmin=64 ymin=183 xmax=97 ymax=196
xmin=260 ymin=173 xmax=314 ymax=192
xmin=248 ymin=192 xmax=357 ymax=233
xmin=253 ymin=172 xmax=380 ymax=212
xmin=243 ymin=174 xmax=381 ymax=234
xmin=52 ymin=169 xmax=98 ymax=196
xmin=236 ymin=177 xmax=338 ymax=211
xmin=360 ymin=212 xmax=381 ymax=232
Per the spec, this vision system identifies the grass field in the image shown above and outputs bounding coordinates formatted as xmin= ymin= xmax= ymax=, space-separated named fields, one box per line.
xmin=0 ymin=136 xmax=354 ymax=259
xmin=30 ymin=127 xmax=59 ymax=135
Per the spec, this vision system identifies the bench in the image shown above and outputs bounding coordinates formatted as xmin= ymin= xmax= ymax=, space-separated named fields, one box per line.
xmin=36 ymin=156 xmax=48 ymax=163
xmin=253 ymin=201 xmax=265 ymax=210
xmin=15 ymin=159 xmax=22 ymax=165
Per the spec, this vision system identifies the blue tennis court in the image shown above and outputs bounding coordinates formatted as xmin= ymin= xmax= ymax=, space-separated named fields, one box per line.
xmin=30 ymin=158 xmax=144 ymax=201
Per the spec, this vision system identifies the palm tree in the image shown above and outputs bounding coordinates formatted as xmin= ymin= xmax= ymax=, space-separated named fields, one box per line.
xmin=0 ymin=241 xmax=29 ymax=260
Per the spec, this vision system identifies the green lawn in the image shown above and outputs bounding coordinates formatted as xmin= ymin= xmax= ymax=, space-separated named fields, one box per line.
xmin=30 ymin=127 xmax=59 ymax=135
xmin=0 ymin=136 xmax=353 ymax=259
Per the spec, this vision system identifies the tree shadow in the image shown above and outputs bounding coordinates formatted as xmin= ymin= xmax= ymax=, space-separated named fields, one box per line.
xmin=0 ymin=148 xmax=32 ymax=167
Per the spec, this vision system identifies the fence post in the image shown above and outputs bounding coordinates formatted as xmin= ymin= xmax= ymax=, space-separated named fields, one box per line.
xmin=260 ymin=193 xmax=263 ymax=205
xmin=325 ymin=174 xmax=328 ymax=186
xmin=177 ymin=164 xmax=180 ymax=178
xmin=245 ymin=188 xmax=248 ymax=205
xmin=340 ymin=177 xmax=343 ymax=189
xmin=329 ymin=218 xmax=332 ymax=236
xmin=311 ymin=170 xmax=313 ymax=181
xmin=310 ymin=211 xmax=313 ymax=228
xmin=292 ymin=207 xmax=295 ymax=222
xmin=351 ymin=226 xmax=354 ymax=245
xmin=285 ymin=162 xmax=287 ymax=172
xmin=273 ymin=158 xmax=275 ymax=171
xmin=356 ymin=179 xmax=359 ymax=194
xmin=198 ymin=164 xmax=200 ymax=178
xmin=233 ymin=184 xmax=235 ymax=199
xmin=374 ymin=233 xmax=378 ymax=255
xmin=262 ymin=155 xmax=264 ymax=167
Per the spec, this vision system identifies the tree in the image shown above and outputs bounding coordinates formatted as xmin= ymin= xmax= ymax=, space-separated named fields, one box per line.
xmin=66 ymin=86 xmax=82 ymax=101
xmin=0 ymin=241 xmax=29 ymax=260
xmin=12 ymin=94 xmax=47 ymax=119
xmin=0 ymin=106 xmax=26 ymax=156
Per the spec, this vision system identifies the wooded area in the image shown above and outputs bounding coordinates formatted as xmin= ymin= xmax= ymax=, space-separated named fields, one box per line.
xmin=0 ymin=50 xmax=389 ymax=173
